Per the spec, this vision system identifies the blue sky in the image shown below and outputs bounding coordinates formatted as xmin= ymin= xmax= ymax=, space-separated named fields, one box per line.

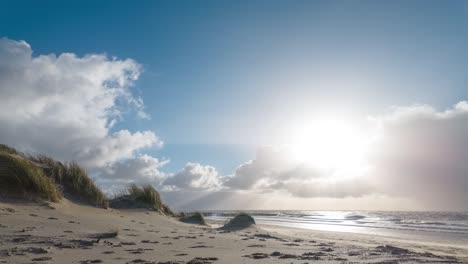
xmin=1 ymin=1 xmax=468 ymax=209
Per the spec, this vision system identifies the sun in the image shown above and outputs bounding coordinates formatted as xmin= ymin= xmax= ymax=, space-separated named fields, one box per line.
xmin=290 ymin=119 xmax=368 ymax=171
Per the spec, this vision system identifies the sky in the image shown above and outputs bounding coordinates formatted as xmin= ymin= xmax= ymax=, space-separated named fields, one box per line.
xmin=1 ymin=0 xmax=468 ymax=211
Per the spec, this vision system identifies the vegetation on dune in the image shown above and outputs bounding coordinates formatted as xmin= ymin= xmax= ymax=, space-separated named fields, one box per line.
xmin=0 ymin=143 xmax=174 ymax=214
xmin=0 ymin=152 xmax=62 ymax=202
xmin=110 ymin=184 xmax=174 ymax=215
xmin=27 ymin=155 xmax=108 ymax=208
xmin=0 ymin=144 xmax=19 ymax=155
xmin=127 ymin=184 xmax=163 ymax=210
xmin=161 ymin=203 xmax=175 ymax=216
xmin=0 ymin=144 xmax=107 ymax=207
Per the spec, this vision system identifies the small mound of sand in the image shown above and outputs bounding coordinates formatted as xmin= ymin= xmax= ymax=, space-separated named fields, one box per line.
xmin=109 ymin=195 xmax=150 ymax=209
xmin=180 ymin=212 xmax=206 ymax=225
xmin=220 ymin=213 xmax=256 ymax=231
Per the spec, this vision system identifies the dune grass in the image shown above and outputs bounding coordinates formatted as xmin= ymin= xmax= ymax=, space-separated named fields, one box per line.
xmin=0 ymin=144 xmax=174 ymax=213
xmin=110 ymin=184 xmax=174 ymax=215
xmin=0 ymin=152 xmax=62 ymax=202
xmin=28 ymin=155 xmax=108 ymax=208
xmin=0 ymin=144 xmax=107 ymax=207
xmin=0 ymin=144 xmax=18 ymax=155
xmin=127 ymin=184 xmax=163 ymax=210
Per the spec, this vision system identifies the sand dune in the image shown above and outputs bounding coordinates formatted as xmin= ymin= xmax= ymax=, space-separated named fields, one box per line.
xmin=0 ymin=198 xmax=467 ymax=264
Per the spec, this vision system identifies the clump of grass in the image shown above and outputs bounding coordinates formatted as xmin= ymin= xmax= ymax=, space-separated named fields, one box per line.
xmin=127 ymin=184 xmax=163 ymax=210
xmin=0 ymin=152 xmax=61 ymax=202
xmin=161 ymin=203 xmax=175 ymax=216
xmin=110 ymin=184 xmax=174 ymax=214
xmin=26 ymin=155 xmax=108 ymax=208
xmin=0 ymin=144 xmax=18 ymax=155
xmin=62 ymin=162 xmax=108 ymax=208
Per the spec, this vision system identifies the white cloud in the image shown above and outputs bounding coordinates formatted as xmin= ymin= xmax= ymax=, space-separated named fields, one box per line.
xmin=224 ymin=146 xmax=371 ymax=198
xmin=96 ymin=154 xmax=169 ymax=192
xmin=367 ymin=101 xmax=468 ymax=209
xmin=220 ymin=101 xmax=468 ymax=210
xmin=0 ymin=38 xmax=160 ymax=169
xmin=163 ymin=162 xmax=222 ymax=191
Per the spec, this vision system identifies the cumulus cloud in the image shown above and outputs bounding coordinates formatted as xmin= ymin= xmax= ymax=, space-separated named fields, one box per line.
xmin=225 ymin=146 xmax=298 ymax=190
xmin=220 ymin=101 xmax=468 ymax=210
xmin=0 ymin=38 xmax=161 ymax=169
xmin=224 ymin=146 xmax=371 ymax=198
xmin=163 ymin=162 xmax=222 ymax=191
xmin=368 ymin=101 xmax=468 ymax=209
xmin=98 ymin=154 xmax=168 ymax=183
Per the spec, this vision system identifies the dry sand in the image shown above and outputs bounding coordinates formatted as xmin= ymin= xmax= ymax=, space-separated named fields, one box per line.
xmin=1 ymin=199 xmax=467 ymax=264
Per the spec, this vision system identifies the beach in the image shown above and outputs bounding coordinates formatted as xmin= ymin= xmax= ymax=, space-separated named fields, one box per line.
xmin=1 ymin=199 xmax=467 ymax=264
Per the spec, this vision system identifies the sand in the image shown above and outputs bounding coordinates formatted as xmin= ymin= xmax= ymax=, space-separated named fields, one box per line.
xmin=0 ymin=199 xmax=467 ymax=264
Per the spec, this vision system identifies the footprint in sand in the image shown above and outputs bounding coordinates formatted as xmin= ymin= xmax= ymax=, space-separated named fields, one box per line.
xmin=31 ymin=256 xmax=52 ymax=261
xmin=187 ymin=257 xmax=218 ymax=264
xmin=80 ymin=259 xmax=103 ymax=263
xmin=243 ymin=253 xmax=269 ymax=259
xmin=189 ymin=245 xmax=213 ymax=248
xmin=247 ymin=244 xmax=265 ymax=248
xmin=126 ymin=259 xmax=155 ymax=264
xmin=283 ymin=243 xmax=300 ymax=246
xmin=141 ymin=240 xmax=159 ymax=244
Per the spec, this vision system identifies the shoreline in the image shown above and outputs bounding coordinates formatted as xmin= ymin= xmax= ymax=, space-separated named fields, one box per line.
xmin=204 ymin=210 xmax=468 ymax=246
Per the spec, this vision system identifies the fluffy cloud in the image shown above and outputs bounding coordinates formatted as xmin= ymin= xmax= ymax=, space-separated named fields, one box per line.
xmin=0 ymin=38 xmax=161 ymax=169
xmin=367 ymin=101 xmax=468 ymax=209
xmin=163 ymin=162 xmax=222 ymax=191
xmin=225 ymin=146 xmax=299 ymax=190
xmin=221 ymin=102 xmax=468 ymax=209
xmin=224 ymin=146 xmax=371 ymax=198
xmin=98 ymin=154 xmax=168 ymax=184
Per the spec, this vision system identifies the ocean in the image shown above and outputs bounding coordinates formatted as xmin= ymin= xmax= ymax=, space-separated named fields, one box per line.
xmin=203 ymin=211 xmax=468 ymax=244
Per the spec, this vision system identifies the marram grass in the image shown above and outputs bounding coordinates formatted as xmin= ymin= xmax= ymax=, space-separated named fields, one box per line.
xmin=28 ymin=155 xmax=108 ymax=208
xmin=0 ymin=144 xmax=18 ymax=155
xmin=0 ymin=144 xmax=107 ymax=207
xmin=0 ymin=152 xmax=61 ymax=202
xmin=127 ymin=184 xmax=163 ymax=210
xmin=0 ymin=144 xmax=173 ymax=213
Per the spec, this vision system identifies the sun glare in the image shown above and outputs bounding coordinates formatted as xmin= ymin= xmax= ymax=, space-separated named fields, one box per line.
xmin=290 ymin=119 xmax=368 ymax=171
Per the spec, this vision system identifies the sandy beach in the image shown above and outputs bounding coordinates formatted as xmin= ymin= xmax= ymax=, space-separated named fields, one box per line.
xmin=1 ymin=199 xmax=466 ymax=264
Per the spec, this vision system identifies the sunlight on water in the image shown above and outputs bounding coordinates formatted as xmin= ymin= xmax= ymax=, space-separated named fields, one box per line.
xmin=204 ymin=210 xmax=468 ymax=244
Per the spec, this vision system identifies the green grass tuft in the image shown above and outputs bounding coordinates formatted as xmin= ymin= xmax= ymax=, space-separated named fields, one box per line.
xmin=127 ymin=184 xmax=162 ymax=210
xmin=62 ymin=162 xmax=109 ymax=208
xmin=0 ymin=144 xmax=108 ymax=208
xmin=0 ymin=144 xmax=175 ymax=212
xmin=0 ymin=153 xmax=61 ymax=202
xmin=0 ymin=144 xmax=18 ymax=155
xmin=27 ymin=155 xmax=108 ymax=208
